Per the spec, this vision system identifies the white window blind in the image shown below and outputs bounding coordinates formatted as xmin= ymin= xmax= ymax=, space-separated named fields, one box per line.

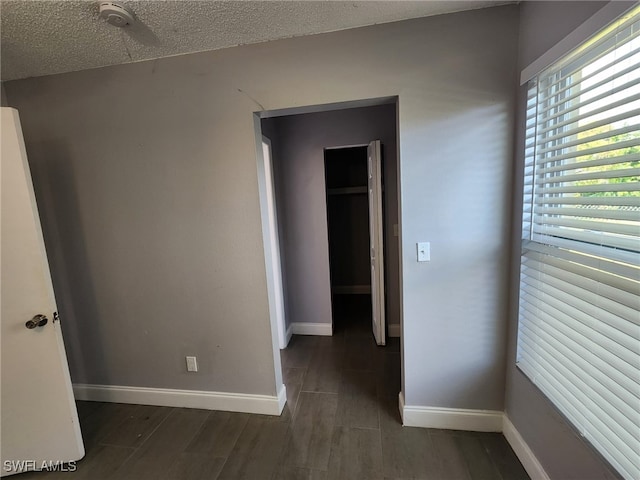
xmin=518 ymin=6 xmax=640 ymax=480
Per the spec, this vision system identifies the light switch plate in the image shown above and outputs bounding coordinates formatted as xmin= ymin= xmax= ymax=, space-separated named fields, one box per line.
xmin=186 ymin=356 xmax=198 ymax=372
xmin=417 ymin=242 xmax=430 ymax=262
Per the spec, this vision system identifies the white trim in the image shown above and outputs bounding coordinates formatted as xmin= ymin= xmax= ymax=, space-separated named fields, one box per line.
xmin=388 ymin=323 xmax=400 ymax=338
xmin=276 ymin=383 xmax=287 ymax=414
xmin=282 ymin=324 xmax=293 ymax=349
xmin=257 ymin=134 xmax=288 ymax=350
xmin=291 ymin=322 xmax=333 ymax=336
xmin=398 ymin=397 xmax=550 ymax=478
xmin=503 ymin=416 xmax=551 ymax=480
xmin=401 ymin=402 xmax=503 ymax=432
xmin=73 ymin=383 xmax=287 ymax=416
xmin=520 ymin=2 xmax=636 ymax=85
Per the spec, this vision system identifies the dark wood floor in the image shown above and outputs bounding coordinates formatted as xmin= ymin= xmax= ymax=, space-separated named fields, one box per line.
xmin=20 ymin=301 xmax=529 ymax=479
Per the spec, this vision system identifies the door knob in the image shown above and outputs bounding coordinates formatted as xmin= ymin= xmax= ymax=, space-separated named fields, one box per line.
xmin=25 ymin=314 xmax=48 ymax=329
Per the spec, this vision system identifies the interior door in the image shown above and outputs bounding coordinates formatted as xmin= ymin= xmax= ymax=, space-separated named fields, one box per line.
xmin=1 ymin=108 xmax=84 ymax=476
xmin=260 ymin=137 xmax=287 ymax=349
xmin=367 ymin=140 xmax=385 ymax=346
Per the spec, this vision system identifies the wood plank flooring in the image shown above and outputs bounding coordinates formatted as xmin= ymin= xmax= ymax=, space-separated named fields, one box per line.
xmin=18 ymin=311 xmax=529 ymax=480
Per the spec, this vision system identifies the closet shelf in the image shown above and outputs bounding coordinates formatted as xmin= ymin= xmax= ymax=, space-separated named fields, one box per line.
xmin=327 ymin=186 xmax=367 ymax=195
xmin=332 ymin=285 xmax=372 ymax=294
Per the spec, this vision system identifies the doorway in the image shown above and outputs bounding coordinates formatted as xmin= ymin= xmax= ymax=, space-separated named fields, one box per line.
xmin=257 ymin=102 xmax=401 ymax=420
xmin=324 ymin=145 xmax=385 ymax=344
xmin=258 ymin=102 xmax=399 ymax=345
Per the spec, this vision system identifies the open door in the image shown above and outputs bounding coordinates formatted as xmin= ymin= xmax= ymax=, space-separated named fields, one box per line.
xmin=1 ymin=108 xmax=84 ymax=476
xmin=367 ymin=140 xmax=385 ymax=346
xmin=259 ymin=136 xmax=287 ymax=349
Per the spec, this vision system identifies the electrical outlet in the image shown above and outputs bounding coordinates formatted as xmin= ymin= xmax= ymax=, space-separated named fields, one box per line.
xmin=186 ymin=356 xmax=198 ymax=372
xmin=417 ymin=242 xmax=430 ymax=262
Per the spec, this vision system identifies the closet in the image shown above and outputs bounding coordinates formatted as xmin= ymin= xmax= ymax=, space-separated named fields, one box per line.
xmin=324 ymin=146 xmax=377 ymax=331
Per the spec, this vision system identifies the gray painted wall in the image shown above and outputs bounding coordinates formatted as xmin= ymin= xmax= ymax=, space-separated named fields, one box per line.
xmin=5 ymin=5 xmax=517 ymax=410
xmin=505 ymin=2 xmax=624 ymax=479
xmin=0 ymin=83 xmax=7 ymax=107
xmin=262 ymin=103 xmax=400 ymax=332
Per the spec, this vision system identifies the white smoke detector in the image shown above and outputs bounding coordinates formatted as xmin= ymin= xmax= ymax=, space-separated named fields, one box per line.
xmin=99 ymin=2 xmax=135 ymax=28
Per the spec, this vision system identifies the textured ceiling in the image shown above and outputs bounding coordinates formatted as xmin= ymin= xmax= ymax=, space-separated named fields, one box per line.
xmin=1 ymin=1 xmax=512 ymax=81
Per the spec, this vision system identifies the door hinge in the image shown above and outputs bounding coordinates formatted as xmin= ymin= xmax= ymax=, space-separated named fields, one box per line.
xmin=53 ymin=311 xmax=60 ymax=323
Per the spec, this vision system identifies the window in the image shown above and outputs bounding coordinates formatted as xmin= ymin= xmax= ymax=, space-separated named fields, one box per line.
xmin=517 ymin=6 xmax=640 ymax=480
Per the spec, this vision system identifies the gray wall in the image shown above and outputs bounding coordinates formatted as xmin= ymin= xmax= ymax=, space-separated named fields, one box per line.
xmin=0 ymin=83 xmax=7 ymax=107
xmin=5 ymin=5 xmax=517 ymax=410
xmin=505 ymin=2 xmax=623 ymax=479
xmin=262 ymin=103 xmax=400 ymax=332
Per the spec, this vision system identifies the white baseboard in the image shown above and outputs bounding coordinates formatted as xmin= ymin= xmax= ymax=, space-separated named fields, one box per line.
xmin=503 ymin=416 xmax=550 ymax=480
xmin=291 ymin=322 xmax=333 ymax=336
xmin=401 ymin=399 xmax=503 ymax=432
xmin=388 ymin=323 xmax=400 ymax=338
xmin=73 ymin=383 xmax=287 ymax=416
xmin=276 ymin=383 xmax=287 ymax=414
xmin=282 ymin=324 xmax=293 ymax=349
xmin=399 ymin=393 xmax=548 ymax=478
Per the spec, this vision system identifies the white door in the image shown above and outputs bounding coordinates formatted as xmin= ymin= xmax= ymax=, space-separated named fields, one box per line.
xmin=367 ymin=140 xmax=385 ymax=346
xmin=1 ymin=108 xmax=84 ymax=476
xmin=260 ymin=137 xmax=287 ymax=349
